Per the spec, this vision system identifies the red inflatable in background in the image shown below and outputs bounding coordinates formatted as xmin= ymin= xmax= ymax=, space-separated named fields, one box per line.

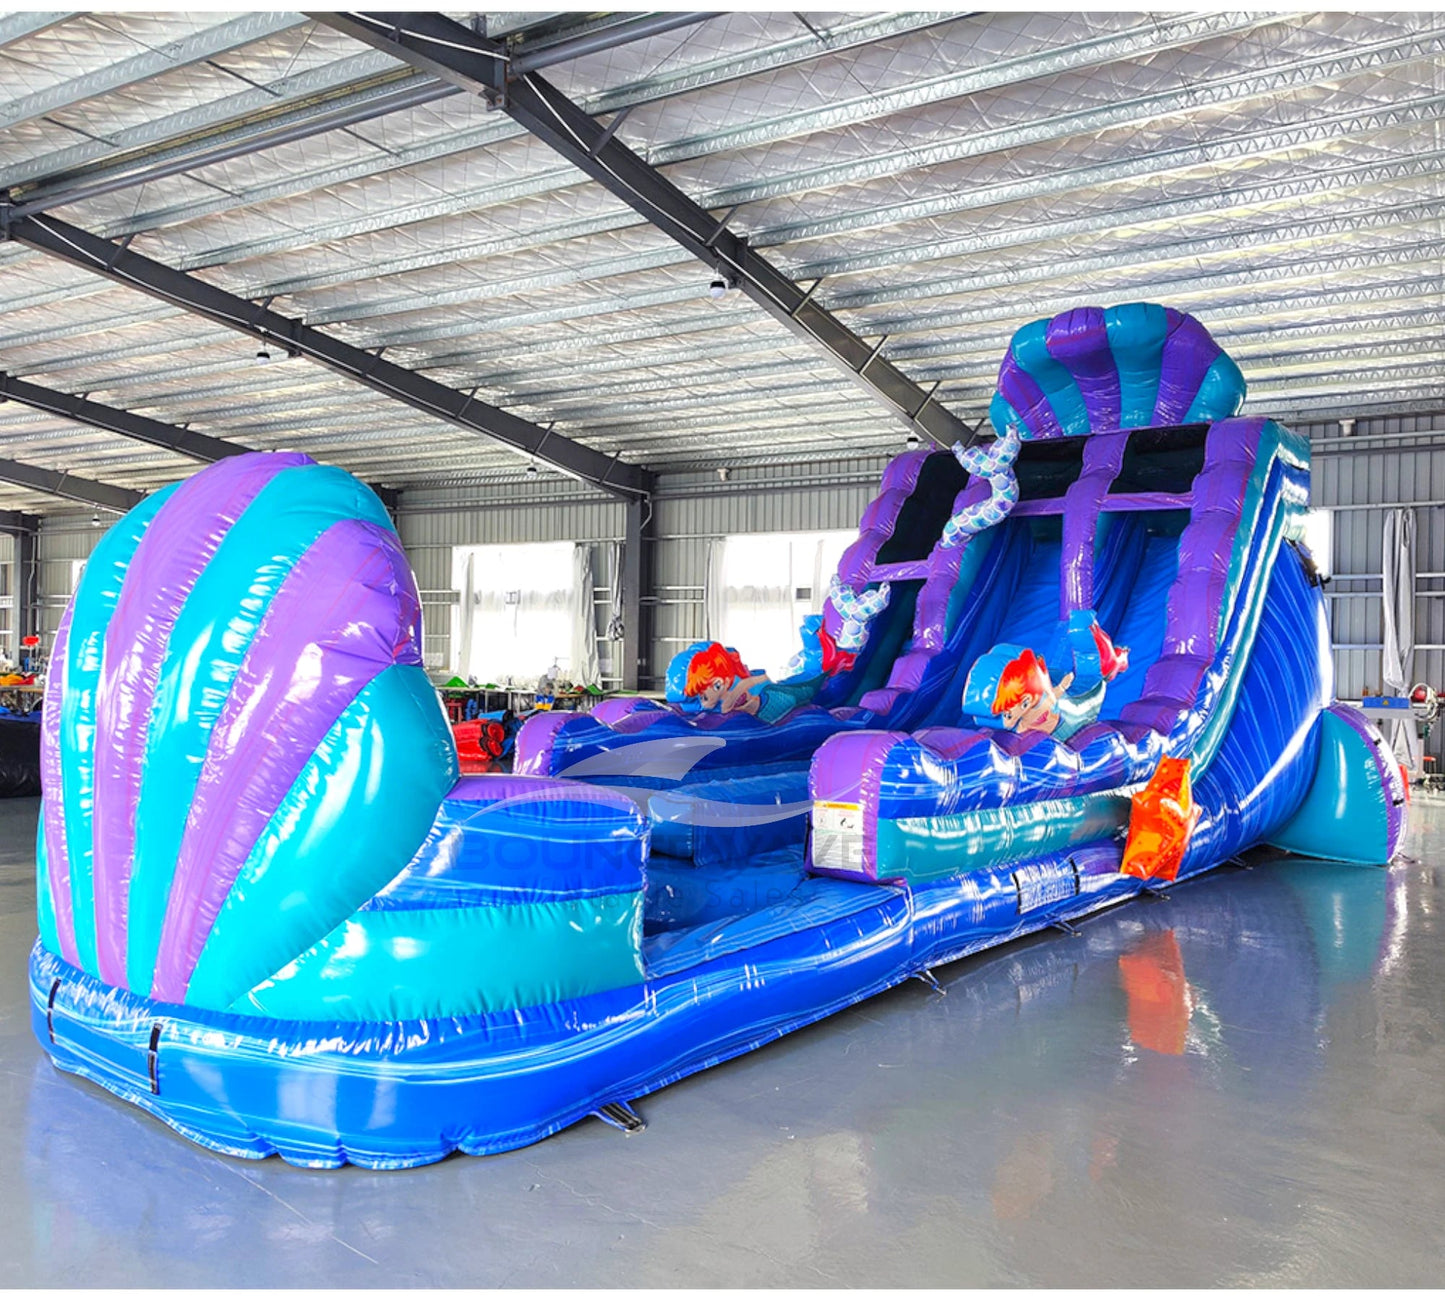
xmin=453 ymin=719 xmax=507 ymax=774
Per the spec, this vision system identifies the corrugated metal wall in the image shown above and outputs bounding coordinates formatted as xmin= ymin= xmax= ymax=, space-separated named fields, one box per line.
xmin=29 ymin=424 xmax=1445 ymax=764
xmin=1301 ymin=413 xmax=1445 ymax=762
xmin=397 ymin=481 xmax=627 ymax=678
xmin=648 ymin=457 xmax=891 ymax=667
xmin=396 ymin=458 xmax=891 ymax=680
xmin=35 ymin=511 xmax=96 ymax=643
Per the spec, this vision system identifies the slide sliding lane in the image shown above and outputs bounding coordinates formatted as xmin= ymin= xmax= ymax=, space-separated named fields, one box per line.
xmin=811 ymin=420 xmax=1314 ymax=885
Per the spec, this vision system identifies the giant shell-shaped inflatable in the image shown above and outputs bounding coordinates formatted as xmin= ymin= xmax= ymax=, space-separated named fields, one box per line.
xmin=37 ymin=451 xmax=459 ymax=1012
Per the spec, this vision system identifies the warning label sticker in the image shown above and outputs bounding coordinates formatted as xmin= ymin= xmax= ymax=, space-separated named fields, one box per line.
xmin=812 ymin=801 xmax=864 ymax=874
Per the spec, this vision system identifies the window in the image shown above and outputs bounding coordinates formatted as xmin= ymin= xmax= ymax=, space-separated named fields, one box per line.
xmin=1302 ymin=508 xmax=1332 ymax=579
xmin=713 ymin=530 xmax=855 ymax=678
xmin=450 ymin=541 xmax=585 ymax=685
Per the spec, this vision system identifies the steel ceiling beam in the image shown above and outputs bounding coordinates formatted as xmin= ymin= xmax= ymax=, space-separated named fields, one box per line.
xmin=0 ymin=457 xmax=143 ymax=511
xmin=158 ymin=10 xmax=1268 ymax=267
xmin=0 ymin=12 xmax=76 ymax=50
xmin=1 ymin=15 xmax=1413 ymax=346
xmin=7 ymin=76 xmax=455 ymax=220
xmin=305 ymin=89 xmax=1445 ymax=326
xmin=12 ymin=179 xmax=1444 ymax=402
xmin=4 ymin=11 xmax=1400 ymax=298
xmin=0 ymin=13 xmax=305 ymax=132
xmin=313 ymin=11 xmax=978 ymax=448
xmin=9 ymin=127 xmax=1445 ymax=363
xmin=0 ymin=370 xmax=250 ymax=462
xmin=1 ymin=11 xmax=954 ymax=227
xmin=21 ymin=11 xmax=1295 ymax=295
xmin=510 ymin=12 xmax=720 ymax=74
xmin=22 ymin=11 xmax=708 ymax=238
xmin=2 ymin=212 xmax=651 ymax=499
xmin=3 ymin=13 xmax=717 ymax=218
xmin=0 ymin=509 xmax=41 ymax=532
xmin=0 ymin=47 xmax=407 ymax=191
xmin=0 ymin=372 xmax=402 ymax=508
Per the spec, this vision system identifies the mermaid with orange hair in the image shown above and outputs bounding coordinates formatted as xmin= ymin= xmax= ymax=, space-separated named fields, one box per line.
xmin=668 ymin=641 xmax=827 ymax=722
xmin=962 ymin=614 xmax=1129 ymax=742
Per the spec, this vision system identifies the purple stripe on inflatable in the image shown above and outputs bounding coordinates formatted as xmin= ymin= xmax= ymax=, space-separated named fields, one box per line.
xmin=1125 ymin=418 xmax=1267 ymax=715
xmin=1061 ymin=432 xmax=1129 ymax=615
xmin=1103 ymin=491 xmax=1194 ymax=513
xmin=825 ymin=450 xmax=930 ymax=639
xmin=913 ymin=727 xmax=990 ymax=763
xmin=1046 ymin=308 xmax=1120 ymax=433
xmin=1154 ymin=310 xmax=1222 ymax=426
xmin=40 ymin=601 xmax=78 ymax=966
xmin=150 ymin=520 xmax=423 ymax=1002
xmin=808 ymin=729 xmax=909 ymax=878
xmin=90 ymin=452 xmax=309 ymax=988
xmin=996 ymin=357 xmax=1058 ymax=440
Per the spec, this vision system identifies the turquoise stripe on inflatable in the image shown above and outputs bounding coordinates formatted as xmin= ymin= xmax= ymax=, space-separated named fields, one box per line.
xmin=183 ymin=664 xmax=458 ymax=1011
xmin=1104 ymin=303 xmax=1169 ymax=429
xmin=1012 ymin=318 xmax=1089 ymax=436
xmin=126 ymin=466 xmax=392 ymax=994
xmin=59 ymin=486 xmax=176 ymax=977
xmin=880 ymin=791 xmax=1128 ymax=883
xmin=231 ymin=891 xmax=645 ymax=1022
xmin=1269 ymin=711 xmax=1389 ymax=863
xmin=36 ymin=803 xmax=59 ymax=957
xmin=943 ymin=523 xmax=996 ymax=640
xmin=988 ymin=392 xmax=1026 ymax=439
xmin=1185 ymin=354 xmax=1248 ymax=424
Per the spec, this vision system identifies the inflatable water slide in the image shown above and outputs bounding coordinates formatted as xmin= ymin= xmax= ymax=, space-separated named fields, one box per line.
xmin=30 ymin=304 xmax=1404 ymax=1167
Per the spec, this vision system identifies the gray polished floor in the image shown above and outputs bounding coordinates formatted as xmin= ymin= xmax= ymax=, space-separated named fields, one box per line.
xmin=2 ymin=793 xmax=1443 ymax=1287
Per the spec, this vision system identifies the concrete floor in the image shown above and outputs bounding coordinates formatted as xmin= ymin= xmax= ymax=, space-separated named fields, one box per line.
xmin=2 ymin=796 xmax=1443 ymax=1287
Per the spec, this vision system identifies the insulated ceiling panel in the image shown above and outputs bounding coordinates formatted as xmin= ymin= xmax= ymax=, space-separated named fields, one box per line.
xmin=0 ymin=10 xmax=1440 ymax=510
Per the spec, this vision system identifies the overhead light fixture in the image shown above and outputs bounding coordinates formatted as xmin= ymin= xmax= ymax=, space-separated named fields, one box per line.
xmin=708 ymin=266 xmax=737 ymax=300
xmin=90 ymin=512 xmax=101 ymax=528
xmin=525 ymin=462 xmax=539 ymax=480
xmin=905 ymin=430 xmax=921 ymax=449
xmin=255 ymin=347 xmax=272 ymax=363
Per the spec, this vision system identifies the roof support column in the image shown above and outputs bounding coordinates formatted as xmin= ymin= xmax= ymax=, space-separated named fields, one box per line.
xmin=620 ymin=494 xmax=655 ymax=693
xmin=13 ymin=519 xmax=38 ymax=657
xmin=0 ymin=513 xmax=40 ymax=664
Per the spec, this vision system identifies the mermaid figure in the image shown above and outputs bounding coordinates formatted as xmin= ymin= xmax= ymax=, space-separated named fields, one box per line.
xmin=962 ymin=612 xmax=1129 ymax=742
xmin=676 ymin=642 xmax=822 ymax=723
xmin=667 ymin=580 xmax=892 ymax=721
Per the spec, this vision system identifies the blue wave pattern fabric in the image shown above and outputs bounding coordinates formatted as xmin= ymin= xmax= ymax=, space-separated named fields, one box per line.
xmin=32 ymin=309 xmax=1402 ymax=1169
